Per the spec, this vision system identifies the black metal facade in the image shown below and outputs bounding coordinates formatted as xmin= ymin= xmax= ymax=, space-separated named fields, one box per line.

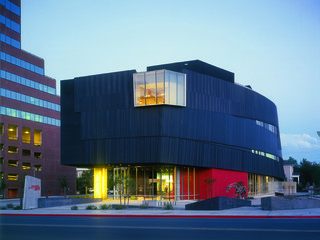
xmin=61 ymin=60 xmax=284 ymax=179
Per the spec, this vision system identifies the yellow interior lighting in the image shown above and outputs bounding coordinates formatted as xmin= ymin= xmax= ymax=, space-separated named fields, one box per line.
xmin=94 ymin=168 xmax=108 ymax=199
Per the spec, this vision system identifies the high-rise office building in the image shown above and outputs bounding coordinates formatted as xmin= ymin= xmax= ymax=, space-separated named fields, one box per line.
xmin=1 ymin=0 xmax=76 ymax=198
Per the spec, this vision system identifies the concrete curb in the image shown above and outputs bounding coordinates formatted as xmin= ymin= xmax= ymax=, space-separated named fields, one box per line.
xmin=1 ymin=213 xmax=320 ymax=219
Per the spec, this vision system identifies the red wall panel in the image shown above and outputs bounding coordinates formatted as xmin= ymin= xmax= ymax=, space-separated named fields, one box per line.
xmin=199 ymin=168 xmax=248 ymax=199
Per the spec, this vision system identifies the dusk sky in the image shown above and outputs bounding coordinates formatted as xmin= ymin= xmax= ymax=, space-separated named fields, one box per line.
xmin=21 ymin=0 xmax=320 ymax=163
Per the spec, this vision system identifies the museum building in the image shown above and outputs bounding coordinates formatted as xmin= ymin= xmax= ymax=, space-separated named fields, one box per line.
xmin=61 ymin=60 xmax=284 ymax=200
xmin=0 ymin=0 xmax=76 ymax=198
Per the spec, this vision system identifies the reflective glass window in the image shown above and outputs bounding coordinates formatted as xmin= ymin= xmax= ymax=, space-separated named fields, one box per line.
xmin=133 ymin=70 xmax=186 ymax=107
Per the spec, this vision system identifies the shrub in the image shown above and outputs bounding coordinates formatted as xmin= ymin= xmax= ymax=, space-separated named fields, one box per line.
xmin=131 ymin=196 xmax=137 ymax=200
xmin=13 ymin=205 xmax=22 ymax=210
xmin=115 ymin=205 xmax=125 ymax=210
xmin=86 ymin=205 xmax=98 ymax=210
xmin=99 ymin=204 xmax=111 ymax=210
xmin=0 ymin=206 xmax=7 ymax=210
xmin=71 ymin=205 xmax=78 ymax=210
xmin=163 ymin=203 xmax=174 ymax=210
xmin=6 ymin=203 xmax=14 ymax=208
xmin=139 ymin=204 xmax=149 ymax=209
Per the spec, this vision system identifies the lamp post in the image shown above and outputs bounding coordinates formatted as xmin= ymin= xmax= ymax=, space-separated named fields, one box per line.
xmin=31 ymin=167 xmax=35 ymax=177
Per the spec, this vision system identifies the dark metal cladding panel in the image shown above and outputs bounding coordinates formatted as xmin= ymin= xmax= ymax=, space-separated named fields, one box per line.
xmin=147 ymin=60 xmax=235 ymax=83
xmin=60 ymin=80 xmax=83 ymax=166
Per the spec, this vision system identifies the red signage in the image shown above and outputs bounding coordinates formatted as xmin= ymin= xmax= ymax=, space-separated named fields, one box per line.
xmin=28 ymin=185 xmax=40 ymax=191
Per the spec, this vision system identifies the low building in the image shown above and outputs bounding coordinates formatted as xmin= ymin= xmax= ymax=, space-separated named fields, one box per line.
xmin=61 ymin=60 xmax=284 ymax=200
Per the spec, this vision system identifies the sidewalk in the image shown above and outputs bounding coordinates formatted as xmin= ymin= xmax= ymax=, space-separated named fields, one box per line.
xmin=1 ymin=197 xmax=320 ymax=218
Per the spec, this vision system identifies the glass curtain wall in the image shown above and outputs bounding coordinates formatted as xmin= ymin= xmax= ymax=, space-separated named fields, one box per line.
xmin=133 ymin=70 xmax=186 ymax=107
xmin=248 ymin=173 xmax=279 ymax=196
xmin=110 ymin=166 xmax=198 ymax=201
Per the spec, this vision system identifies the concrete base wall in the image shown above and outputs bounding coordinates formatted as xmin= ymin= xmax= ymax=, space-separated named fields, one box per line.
xmin=185 ymin=196 xmax=251 ymax=210
xmin=38 ymin=198 xmax=103 ymax=208
xmin=261 ymin=197 xmax=320 ymax=210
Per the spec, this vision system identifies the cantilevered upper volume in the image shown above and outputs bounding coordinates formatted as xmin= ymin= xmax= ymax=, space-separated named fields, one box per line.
xmin=61 ymin=60 xmax=284 ymax=199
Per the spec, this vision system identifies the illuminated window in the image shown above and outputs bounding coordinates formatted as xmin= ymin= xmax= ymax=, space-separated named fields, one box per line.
xmin=0 ymin=123 xmax=3 ymax=136
xmin=34 ymin=165 xmax=42 ymax=171
xmin=34 ymin=129 xmax=42 ymax=146
xmin=0 ymin=143 xmax=3 ymax=151
xmin=34 ymin=152 xmax=42 ymax=159
xmin=8 ymin=160 xmax=18 ymax=167
xmin=133 ymin=70 xmax=186 ymax=107
xmin=8 ymin=146 xmax=18 ymax=153
xmin=22 ymin=162 xmax=31 ymax=170
xmin=8 ymin=174 xmax=18 ymax=181
xmin=22 ymin=127 xmax=30 ymax=143
xmin=8 ymin=124 xmax=18 ymax=140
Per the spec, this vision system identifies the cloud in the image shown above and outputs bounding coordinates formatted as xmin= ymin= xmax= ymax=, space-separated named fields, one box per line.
xmin=281 ymin=133 xmax=320 ymax=162
xmin=281 ymin=133 xmax=320 ymax=149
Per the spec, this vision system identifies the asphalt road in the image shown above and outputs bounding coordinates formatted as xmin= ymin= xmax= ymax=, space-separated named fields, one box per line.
xmin=1 ymin=216 xmax=320 ymax=240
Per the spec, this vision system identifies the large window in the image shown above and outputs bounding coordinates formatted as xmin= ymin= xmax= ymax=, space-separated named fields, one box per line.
xmin=34 ymin=129 xmax=42 ymax=146
xmin=8 ymin=160 xmax=18 ymax=167
xmin=8 ymin=174 xmax=18 ymax=181
xmin=8 ymin=124 xmax=18 ymax=140
xmin=133 ymin=70 xmax=186 ymax=107
xmin=22 ymin=127 xmax=30 ymax=143
xmin=8 ymin=146 xmax=18 ymax=154
xmin=22 ymin=162 xmax=31 ymax=170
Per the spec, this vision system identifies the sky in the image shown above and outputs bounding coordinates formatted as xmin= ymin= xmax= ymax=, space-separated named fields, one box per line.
xmin=21 ymin=0 xmax=320 ymax=163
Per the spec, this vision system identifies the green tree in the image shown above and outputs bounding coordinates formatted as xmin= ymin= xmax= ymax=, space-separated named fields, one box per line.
xmin=76 ymin=169 xmax=93 ymax=194
xmin=59 ymin=176 xmax=69 ymax=197
xmin=59 ymin=176 xmax=69 ymax=189
xmin=113 ymin=173 xmax=135 ymax=207
xmin=287 ymin=157 xmax=299 ymax=173
xmin=292 ymin=158 xmax=320 ymax=188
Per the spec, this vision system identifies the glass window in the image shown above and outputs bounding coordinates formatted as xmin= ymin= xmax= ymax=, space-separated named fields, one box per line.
xmin=34 ymin=165 xmax=42 ymax=171
xmin=22 ymin=127 xmax=31 ymax=143
xmin=8 ymin=160 xmax=18 ymax=167
xmin=0 ymin=143 xmax=4 ymax=151
xmin=145 ymin=72 xmax=156 ymax=105
xmin=134 ymin=73 xmax=146 ymax=106
xmin=22 ymin=149 xmax=31 ymax=157
xmin=22 ymin=162 xmax=31 ymax=170
xmin=8 ymin=124 xmax=18 ymax=140
xmin=133 ymin=70 xmax=186 ymax=107
xmin=156 ymin=71 xmax=165 ymax=104
xmin=8 ymin=146 xmax=18 ymax=153
xmin=0 ymin=157 xmax=3 ymax=164
xmin=8 ymin=174 xmax=18 ymax=181
xmin=34 ymin=129 xmax=42 ymax=146
xmin=34 ymin=152 xmax=42 ymax=159
xmin=0 ymin=123 xmax=3 ymax=136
